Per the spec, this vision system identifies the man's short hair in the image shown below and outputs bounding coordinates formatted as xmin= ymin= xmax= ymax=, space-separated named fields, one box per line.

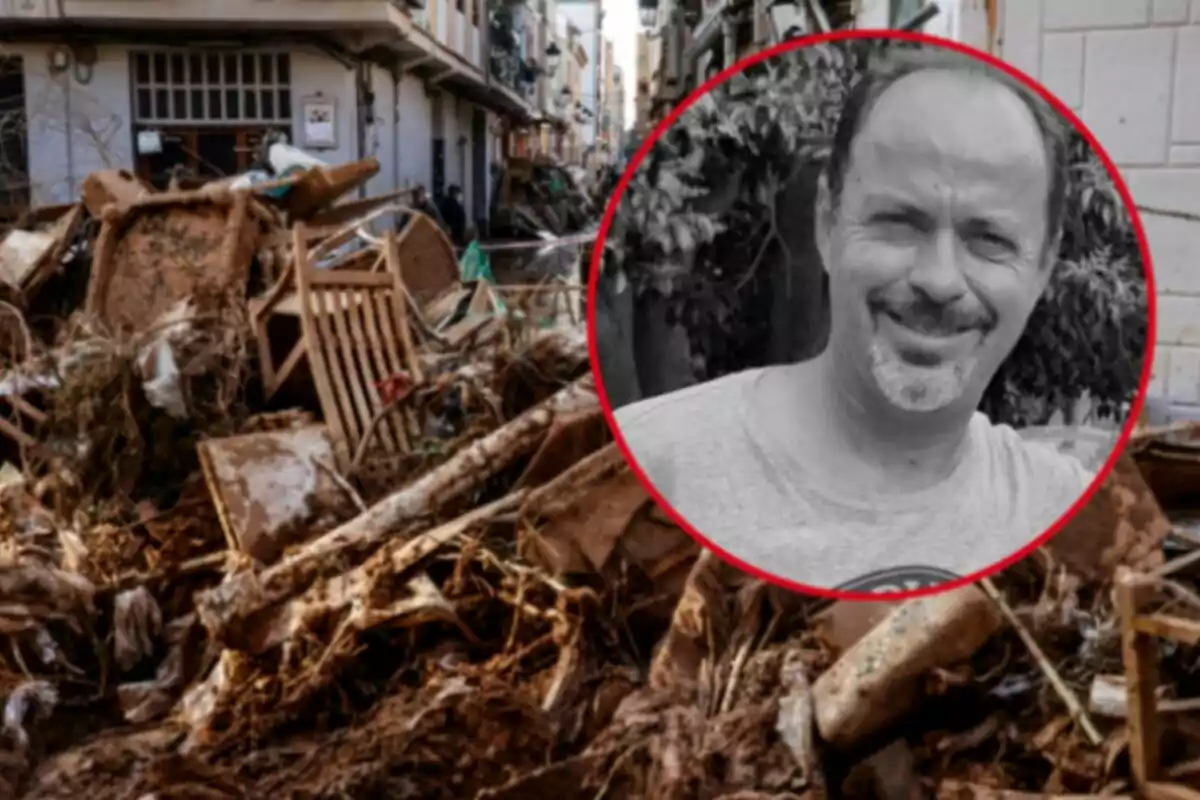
xmin=824 ymin=44 xmax=1073 ymax=256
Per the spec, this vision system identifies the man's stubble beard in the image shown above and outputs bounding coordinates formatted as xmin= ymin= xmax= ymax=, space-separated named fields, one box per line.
xmin=868 ymin=338 xmax=979 ymax=413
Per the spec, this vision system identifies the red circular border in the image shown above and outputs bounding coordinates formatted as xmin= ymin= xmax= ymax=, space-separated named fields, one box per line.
xmin=585 ymin=28 xmax=1158 ymax=602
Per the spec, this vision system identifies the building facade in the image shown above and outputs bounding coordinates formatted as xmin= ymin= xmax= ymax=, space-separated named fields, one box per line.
xmin=633 ymin=32 xmax=655 ymax=137
xmin=608 ymin=63 xmax=626 ymax=161
xmin=556 ymin=0 xmax=602 ymax=155
xmin=563 ymin=19 xmax=589 ymax=164
xmin=596 ymin=38 xmax=615 ymax=162
xmin=0 ymin=0 xmax=547 ymax=228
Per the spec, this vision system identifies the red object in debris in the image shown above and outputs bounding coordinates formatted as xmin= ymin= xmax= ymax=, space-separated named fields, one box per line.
xmin=376 ymin=372 xmax=414 ymax=406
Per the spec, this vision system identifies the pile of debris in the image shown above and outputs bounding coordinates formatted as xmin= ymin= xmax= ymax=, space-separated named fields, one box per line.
xmin=0 ymin=152 xmax=1197 ymax=799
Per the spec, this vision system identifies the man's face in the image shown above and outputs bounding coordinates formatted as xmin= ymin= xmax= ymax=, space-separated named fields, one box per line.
xmin=818 ymin=68 xmax=1055 ymax=415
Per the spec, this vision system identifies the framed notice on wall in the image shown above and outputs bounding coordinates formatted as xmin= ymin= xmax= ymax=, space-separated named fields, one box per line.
xmin=301 ymin=96 xmax=337 ymax=149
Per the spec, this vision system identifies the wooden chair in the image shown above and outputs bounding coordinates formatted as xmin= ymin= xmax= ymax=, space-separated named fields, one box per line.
xmin=1116 ymin=566 xmax=1200 ymax=800
xmin=251 ymin=206 xmax=456 ymax=401
xmin=251 ymin=205 xmax=400 ymax=400
xmin=290 ymin=222 xmax=424 ymax=470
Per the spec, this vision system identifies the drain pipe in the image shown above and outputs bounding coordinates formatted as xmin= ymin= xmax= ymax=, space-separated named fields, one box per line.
xmin=355 ymin=59 xmax=371 ymax=199
xmin=393 ymin=69 xmax=402 ymax=192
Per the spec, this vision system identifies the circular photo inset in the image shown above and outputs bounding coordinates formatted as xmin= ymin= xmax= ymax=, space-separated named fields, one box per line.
xmin=589 ymin=32 xmax=1154 ymax=598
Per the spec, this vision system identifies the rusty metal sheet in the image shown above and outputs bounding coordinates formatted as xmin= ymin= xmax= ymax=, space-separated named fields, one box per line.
xmin=197 ymin=425 xmax=355 ymax=564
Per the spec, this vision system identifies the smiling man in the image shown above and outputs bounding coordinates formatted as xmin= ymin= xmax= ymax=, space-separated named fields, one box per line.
xmin=610 ymin=45 xmax=1098 ymax=592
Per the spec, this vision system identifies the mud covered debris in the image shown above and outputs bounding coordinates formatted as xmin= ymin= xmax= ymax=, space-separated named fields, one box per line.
xmin=0 ymin=154 xmax=1197 ymax=799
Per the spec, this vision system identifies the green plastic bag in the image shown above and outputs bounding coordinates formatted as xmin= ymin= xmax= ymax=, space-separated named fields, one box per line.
xmin=458 ymin=242 xmax=507 ymax=314
xmin=458 ymin=240 xmax=494 ymax=283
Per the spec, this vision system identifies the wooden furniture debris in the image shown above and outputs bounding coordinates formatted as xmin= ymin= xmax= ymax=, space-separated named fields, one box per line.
xmin=390 ymin=210 xmax=458 ymax=304
xmin=252 ymin=213 xmax=421 ymax=400
xmin=496 ymin=280 xmax=584 ymax=329
xmin=1116 ymin=566 xmax=1200 ymax=800
xmin=305 ymin=187 xmax=417 ymax=234
xmin=291 ymin=222 xmax=424 ymax=470
xmin=0 ymin=391 xmax=48 ymax=451
xmin=1042 ymin=451 xmax=1172 ymax=581
xmin=197 ymin=424 xmax=356 ymax=564
xmin=1128 ymin=423 xmax=1200 ymax=511
xmin=0 ymin=203 xmax=84 ymax=306
xmin=427 ymin=280 xmax=509 ymax=350
xmin=246 ymin=156 xmax=380 ymax=221
xmin=80 ymin=169 xmax=152 ymax=218
xmin=86 ymin=188 xmax=269 ymax=335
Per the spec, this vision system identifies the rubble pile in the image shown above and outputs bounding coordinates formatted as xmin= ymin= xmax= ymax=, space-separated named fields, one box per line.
xmin=0 ymin=153 xmax=1197 ymax=800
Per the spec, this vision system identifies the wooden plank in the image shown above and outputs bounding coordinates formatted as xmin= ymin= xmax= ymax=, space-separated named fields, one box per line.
xmin=328 ymin=287 xmax=375 ymax=455
xmin=294 ymin=224 xmax=352 ymax=464
xmin=1117 ymin=569 xmax=1163 ymax=789
xmin=1145 ymin=782 xmax=1200 ymax=800
xmin=345 ymin=286 xmax=400 ymax=455
xmin=384 ymin=228 xmax=423 ymax=382
xmin=306 ymin=269 xmax=394 ymax=288
xmin=1134 ymin=614 xmax=1200 ymax=646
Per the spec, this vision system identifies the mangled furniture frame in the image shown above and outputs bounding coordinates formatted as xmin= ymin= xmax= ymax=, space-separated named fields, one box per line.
xmin=1118 ymin=565 xmax=1200 ymax=799
xmin=85 ymin=188 xmax=266 ymax=334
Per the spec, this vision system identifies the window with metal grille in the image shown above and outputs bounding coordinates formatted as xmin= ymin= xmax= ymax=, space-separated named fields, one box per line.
xmin=131 ymin=50 xmax=293 ymax=125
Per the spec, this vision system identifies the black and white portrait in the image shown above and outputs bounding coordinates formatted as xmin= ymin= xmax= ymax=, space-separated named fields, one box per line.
xmin=592 ymin=35 xmax=1150 ymax=594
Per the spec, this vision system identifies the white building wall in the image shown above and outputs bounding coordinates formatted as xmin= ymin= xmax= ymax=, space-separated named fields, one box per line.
xmin=367 ymin=63 xmax=397 ymax=197
xmin=6 ymin=42 xmax=134 ymax=205
xmin=288 ymin=49 xmax=358 ymax=165
xmin=397 ymin=72 xmax=434 ymax=190
xmin=985 ymin=0 xmax=1200 ymax=412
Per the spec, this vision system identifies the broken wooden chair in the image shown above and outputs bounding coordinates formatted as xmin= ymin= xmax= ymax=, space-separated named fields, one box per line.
xmin=266 ymin=221 xmax=425 ymax=471
xmin=0 ymin=203 xmax=85 ymax=308
xmin=250 ymin=206 xmax=455 ymax=401
xmin=1117 ymin=565 xmax=1200 ymax=800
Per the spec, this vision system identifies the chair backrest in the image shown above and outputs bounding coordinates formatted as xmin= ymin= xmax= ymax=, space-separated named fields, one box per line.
xmin=393 ymin=210 xmax=458 ymax=303
xmin=293 ymin=223 xmax=423 ymax=469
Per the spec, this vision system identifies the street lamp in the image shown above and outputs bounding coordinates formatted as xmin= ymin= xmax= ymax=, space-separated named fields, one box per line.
xmin=544 ymin=42 xmax=561 ymax=73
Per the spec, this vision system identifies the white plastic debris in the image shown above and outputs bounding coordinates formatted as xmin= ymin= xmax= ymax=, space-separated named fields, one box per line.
xmin=2 ymin=680 xmax=58 ymax=749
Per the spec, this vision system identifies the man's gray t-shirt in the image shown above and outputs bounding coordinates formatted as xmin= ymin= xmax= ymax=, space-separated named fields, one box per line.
xmin=612 ymin=366 xmax=1095 ymax=590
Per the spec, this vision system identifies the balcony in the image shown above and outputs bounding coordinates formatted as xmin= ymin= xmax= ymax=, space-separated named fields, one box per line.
xmin=488 ymin=2 xmax=539 ymax=108
xmin=407 ymin=0 xmax=485 ymax=71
